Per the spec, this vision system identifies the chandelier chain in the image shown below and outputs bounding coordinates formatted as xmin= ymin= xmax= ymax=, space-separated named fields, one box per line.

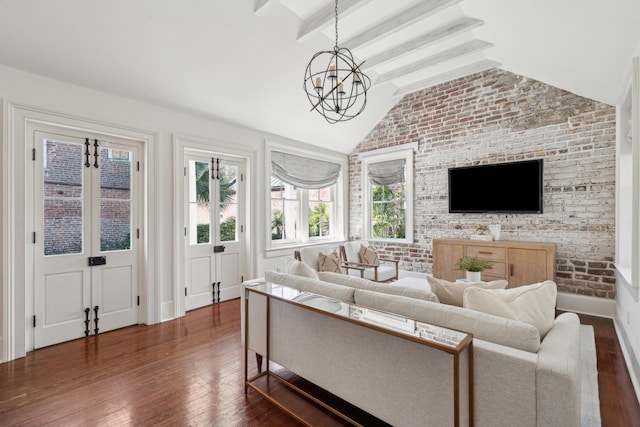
xmin=334 ymin=0 xmax=339 ymax=50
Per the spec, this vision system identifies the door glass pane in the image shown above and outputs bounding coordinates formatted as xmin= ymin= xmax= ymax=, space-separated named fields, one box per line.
xmin=43 ymin=139 xmax=83 ymax=256
xmin=219 ymin=162 xmax=238 ymax=242
xmin=100 ymin=147 xmax=132 ymax=251
xmin=189 ymin=160 xmax=211 ymax=245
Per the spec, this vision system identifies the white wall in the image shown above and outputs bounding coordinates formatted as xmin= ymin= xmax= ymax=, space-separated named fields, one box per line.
xmin=0 ymin=64 xmax=344 ymax=361
xmin=615 ymin=55 xmax=640 ymax=399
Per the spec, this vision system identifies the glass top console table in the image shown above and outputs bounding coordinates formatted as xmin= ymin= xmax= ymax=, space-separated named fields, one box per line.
xmin=244 ymin=282 xmax=474 ymax=426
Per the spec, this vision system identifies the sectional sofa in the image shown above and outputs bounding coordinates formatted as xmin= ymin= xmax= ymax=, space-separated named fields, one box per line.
xmin=241 ymin=265 xmax=580 ymax=427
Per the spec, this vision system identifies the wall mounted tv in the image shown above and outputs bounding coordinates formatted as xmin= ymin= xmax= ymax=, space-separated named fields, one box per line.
xmin=448 ymin=159 xmax=544 ymax=213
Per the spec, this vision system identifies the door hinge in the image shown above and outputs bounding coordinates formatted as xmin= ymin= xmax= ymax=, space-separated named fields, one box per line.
xmin=184 ymin=166 xmax=187 ymax=177
xmin=137 ymin=161 xmax=140 ymax=172
xmin=241 ymin=275 xmax=244 ymax=283
xmin=32 ymin=232 xmax=36 ymax=244
xmin=241 ymin=173 xmax=244 ymax=182
xmin=137 ymin=296 xmax=140 ymax=306
xmin=185 ymin=287 xmax=187 ymax=297
xmin=32 ymin=148 xmax=36 ymax=161
xmin=33 ymin=315 xmax=36 ymax=328
xmin=136 ymin=229 xmax=140 ymax=239
xmin=240 ymin=225 xmax=244 ymax=233
xmin=184 ymin=227 xmax=187 ymax=236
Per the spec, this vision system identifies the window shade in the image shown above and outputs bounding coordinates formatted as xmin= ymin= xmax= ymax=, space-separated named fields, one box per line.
xmin=367 ymin=159 xmax=406 ymax=185
xmin=271 ymin=151 xmax=341 ymax=189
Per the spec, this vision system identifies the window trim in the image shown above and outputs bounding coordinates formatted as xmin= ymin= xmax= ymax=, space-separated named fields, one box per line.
xmin=265 ymin=141 xmax=347 ymax=251
xmin=361 ymin=146 xmax=414 ymax=244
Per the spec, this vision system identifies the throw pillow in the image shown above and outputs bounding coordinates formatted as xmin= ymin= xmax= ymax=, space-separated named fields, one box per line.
xmin=463 ymin=280 xmax=557 ymax=338
xmin=318 ymin=250 xmax=342 ymax=273
xmin=427 ymin=276 xmax=508 ymax=307
xmin=286 ymin=259 xmax=319 ymax=280
xmin=359 ymin=244 xmax=379 ymax=266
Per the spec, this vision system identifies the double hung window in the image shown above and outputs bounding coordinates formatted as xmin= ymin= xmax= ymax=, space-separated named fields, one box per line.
xmin=268 ymin=147 xmax=344 ymax=247
xmin=361 ymin=147 xmax=414 ymax=243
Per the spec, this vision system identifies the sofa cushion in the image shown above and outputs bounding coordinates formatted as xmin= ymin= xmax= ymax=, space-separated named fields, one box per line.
xmin=318 ymin=250 xmax=342 ymax=273
xmin=463 ymin=280 xmax=557 ymax=339
xmin=427 ymin=276 xmax=508 ymax=307
xmin=354 ymin=289 xmax=541 ymax=353
xmin=287 ymin=259 xmax=319 ymax=279
xmin=318 ymin=271 xmax=439 ymax=303
xmin=265 ymin=271 xmax=355 ymax=303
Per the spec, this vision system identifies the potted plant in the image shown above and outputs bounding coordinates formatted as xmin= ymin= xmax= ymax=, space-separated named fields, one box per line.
xmin=455 ymin=255 xmax=493 ymax=282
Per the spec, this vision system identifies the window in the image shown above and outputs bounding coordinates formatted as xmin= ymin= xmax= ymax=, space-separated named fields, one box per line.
xmin=308 ymin=187 xmax=333 ymax=238
xmin=267 ymin=146 xmax=345 ymax=248
xmin=270 ymin=178 xmax=299 ymax=241
xmin=361 ymin=147 xmax=414 ymax=243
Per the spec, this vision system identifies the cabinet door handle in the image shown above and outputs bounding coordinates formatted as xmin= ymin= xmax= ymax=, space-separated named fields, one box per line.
xmin=478 ymin=251 xmax=492 ymax=255
xmin=510 ymin=264 xmax=514 ymax=276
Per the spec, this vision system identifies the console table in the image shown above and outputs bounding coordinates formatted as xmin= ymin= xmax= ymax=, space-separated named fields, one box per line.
xmin=433 ymin=238 xmax=556 ymax=287
xmin=244 ymin=283 xmax=473 ymax=426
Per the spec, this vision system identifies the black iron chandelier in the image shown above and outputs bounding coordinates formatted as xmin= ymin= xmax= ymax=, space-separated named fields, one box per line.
xmin=303 ymin=0 xmax=371 ymax=124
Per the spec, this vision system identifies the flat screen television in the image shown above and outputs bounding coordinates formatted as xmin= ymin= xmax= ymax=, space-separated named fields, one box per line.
xmin=448 ymin=159 xmax=544 ymax=213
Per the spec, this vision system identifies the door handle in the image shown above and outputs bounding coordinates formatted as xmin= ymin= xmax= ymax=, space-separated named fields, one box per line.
xmin=214 ymin=245 xmax=226 ymax=253
xmin=88 ymin=256 xmax=107 ymax=266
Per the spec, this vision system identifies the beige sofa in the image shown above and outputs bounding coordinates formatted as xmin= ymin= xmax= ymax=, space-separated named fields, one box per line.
xmin=241 ymin=270 xmax=580 ymax=427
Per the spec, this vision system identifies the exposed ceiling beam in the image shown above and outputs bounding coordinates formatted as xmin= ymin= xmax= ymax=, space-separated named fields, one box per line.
xmin=362 ymin=16 xmax=484 ymax=70
xmin=393 ymin=59 xmax=501 ymax=97
xmin=343 ymin=0 xmax=462 ymax=50
xmin=373 ymin=39 xmax=493 ymax=87
xmin=254 ymin=0 xmax=275 ymax=17
xmin=297 ymin=0 xmax=373 ymax=43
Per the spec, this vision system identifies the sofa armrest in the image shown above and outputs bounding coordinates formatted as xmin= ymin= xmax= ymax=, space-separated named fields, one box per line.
xmin=240 ymin=278 xmax=267 ymax=353
xmin=536 ymin=312 xmax=581 ymax=427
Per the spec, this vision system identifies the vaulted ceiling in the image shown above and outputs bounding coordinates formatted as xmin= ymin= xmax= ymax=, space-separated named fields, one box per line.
xmin=0 ymin=0 xmax=639 ymax=153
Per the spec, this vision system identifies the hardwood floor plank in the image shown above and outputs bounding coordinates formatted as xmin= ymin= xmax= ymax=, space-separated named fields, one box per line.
xmin=1 ymin=301 xmax=638 ymax=426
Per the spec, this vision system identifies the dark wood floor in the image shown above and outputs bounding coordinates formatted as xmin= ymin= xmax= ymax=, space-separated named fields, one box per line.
xmin=0 ymin=299 xmax=638 ymax=426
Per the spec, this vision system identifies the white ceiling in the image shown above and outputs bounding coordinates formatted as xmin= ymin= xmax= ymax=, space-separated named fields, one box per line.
xmin=0 ymin=0 xmax=639 ymax=153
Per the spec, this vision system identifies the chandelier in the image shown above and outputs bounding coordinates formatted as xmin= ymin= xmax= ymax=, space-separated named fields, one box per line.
xmin=303 ymin=0 xmax=371 ymax=124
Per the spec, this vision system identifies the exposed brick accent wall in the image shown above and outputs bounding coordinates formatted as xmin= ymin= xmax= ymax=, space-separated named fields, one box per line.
xmin=350 ymin=69 xmax=616 ymax=298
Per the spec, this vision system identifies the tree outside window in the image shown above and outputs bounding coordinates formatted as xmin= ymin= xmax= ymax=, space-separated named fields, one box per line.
xmin=308 ymin=187 xmax=332 ymax=238
xmin=371 ymin=183 xmax=405 ymax=239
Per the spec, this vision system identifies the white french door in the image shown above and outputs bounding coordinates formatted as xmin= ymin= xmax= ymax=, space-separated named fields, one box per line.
xmin=33 ymin=127 xmax=140 ymax=348
xmin=184 ymin=153 xmax=245 ymax=311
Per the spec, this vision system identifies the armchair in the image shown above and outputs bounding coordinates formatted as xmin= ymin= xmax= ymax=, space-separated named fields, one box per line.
xmin=293 ymin=245 xmax=333 ymax=271
xmin=339 ymin=240 xmax=399 ymax=282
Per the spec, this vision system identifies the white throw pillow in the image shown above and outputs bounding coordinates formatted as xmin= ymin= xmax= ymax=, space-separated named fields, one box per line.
xmin=318 ymin=250 xmax=342 ymax=273
xmin=286 ymin=259 xmax=319 ymax=280
xmin=427 ymin=276 xmax=508 ymax=307
xmin=463 ymin=280 xmax=557 ymax=338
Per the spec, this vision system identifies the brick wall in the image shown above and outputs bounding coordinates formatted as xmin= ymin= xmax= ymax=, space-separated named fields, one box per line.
xmin=349 ymin=69 xmax=617 ymax=298
xmin=44 ymin=141 xmax=131 ymax=254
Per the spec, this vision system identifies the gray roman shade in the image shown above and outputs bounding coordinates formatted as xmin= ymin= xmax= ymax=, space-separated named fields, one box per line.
xmin=367 ymin=159 xmax=406 ymax=185
xmin=271 ymin=151 xmax=341 ymax=189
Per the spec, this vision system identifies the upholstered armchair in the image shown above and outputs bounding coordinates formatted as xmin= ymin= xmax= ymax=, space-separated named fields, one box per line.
xmin=293 ymin=245 xmax=333 ymax=271
xmin=339 ymin=240 xmax=399 ymax=282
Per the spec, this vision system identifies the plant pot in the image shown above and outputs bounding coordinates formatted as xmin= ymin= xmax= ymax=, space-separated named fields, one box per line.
xmin=466 ymin=271 xmax=482 ymax=282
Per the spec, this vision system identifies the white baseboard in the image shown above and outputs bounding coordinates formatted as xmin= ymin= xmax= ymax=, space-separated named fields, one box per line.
xmin=613 ymin=318 xmax=640 ymax=405
xmin=556 ymin=292 xmax=616 ymax=318
xmin=161 ymin=302 xmax=175 ymax=322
